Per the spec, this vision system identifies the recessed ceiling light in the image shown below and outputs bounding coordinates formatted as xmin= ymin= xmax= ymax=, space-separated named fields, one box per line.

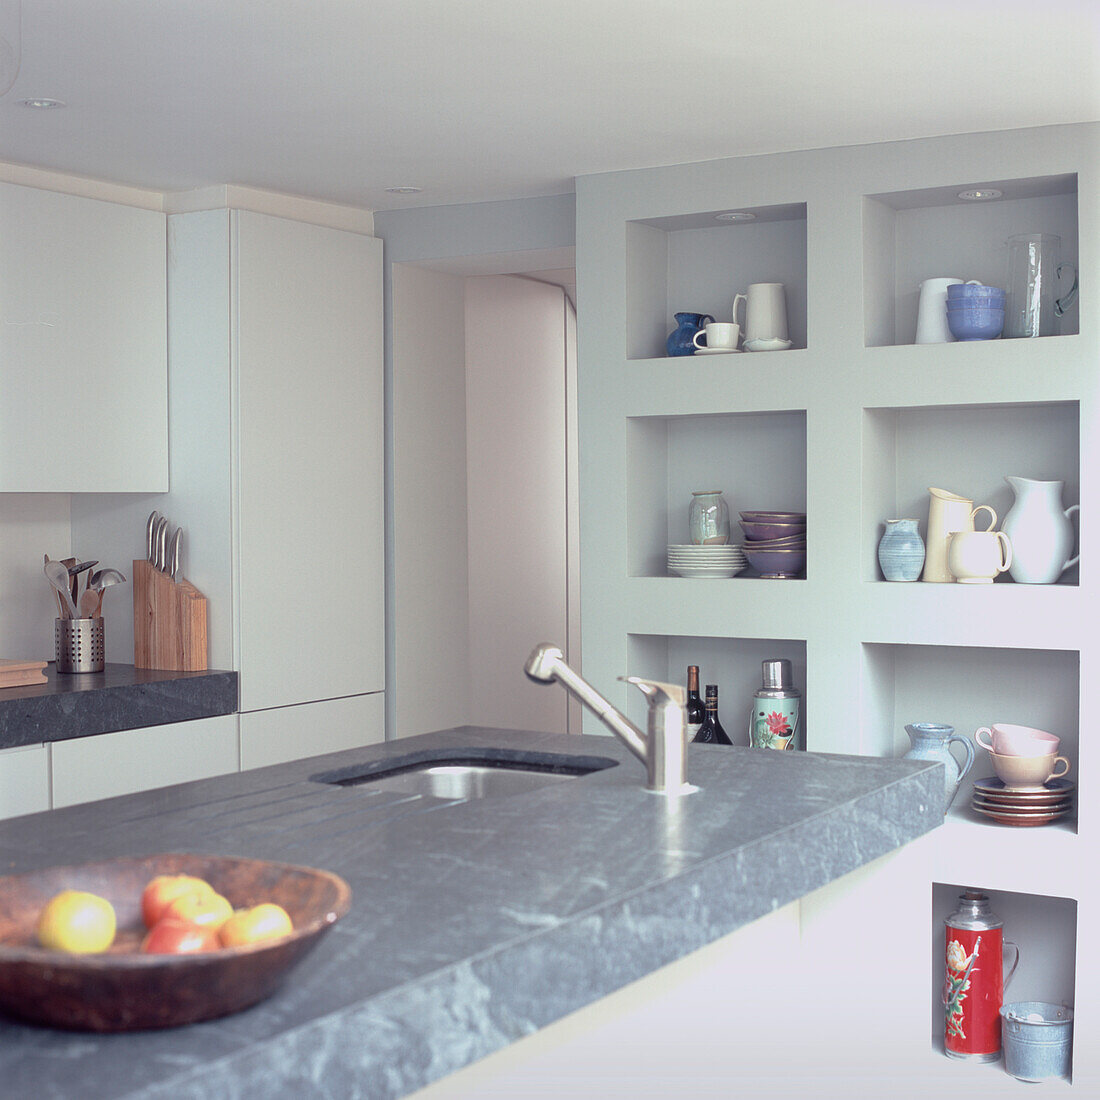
xmin=385 ymin=186 xmax=422 ymax=195
xmin=19 ymin=98 xmax=66 ymax=109
xmin=957 ymin=188 xmax=1003 ymax=201
xmin=715 ymin=211 xmax=756 ymax=221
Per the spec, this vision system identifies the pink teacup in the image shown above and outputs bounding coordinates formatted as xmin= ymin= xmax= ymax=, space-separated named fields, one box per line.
xmin=988 ymin=750 xmax=1070 ymax=791
xmin=975 ymin=723 xmax=1059 ymax=757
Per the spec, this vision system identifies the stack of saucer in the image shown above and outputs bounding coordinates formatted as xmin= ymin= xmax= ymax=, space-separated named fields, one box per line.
xmin=667 ymin=543 xmax=746 ymax=578
xmin=970 ymin=776 xmax=1075 ymax=827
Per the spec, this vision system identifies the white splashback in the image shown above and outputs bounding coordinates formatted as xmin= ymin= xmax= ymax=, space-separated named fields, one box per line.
xmin=0 ymin=495 xmax=72 ymax=660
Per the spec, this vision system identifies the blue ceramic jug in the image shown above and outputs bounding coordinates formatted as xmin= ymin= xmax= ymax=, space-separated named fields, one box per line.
xmin=667 ymin=312 xmax=714 ymax=357
xmin=903 ymin=723 xmax=975 ymax=814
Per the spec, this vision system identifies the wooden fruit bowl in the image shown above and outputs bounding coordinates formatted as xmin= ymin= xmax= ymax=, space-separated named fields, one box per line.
xmin=0 ymin=853 xmax=351 ymax=1031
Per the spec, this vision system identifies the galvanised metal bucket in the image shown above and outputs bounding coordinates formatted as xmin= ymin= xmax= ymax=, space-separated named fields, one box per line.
xmin=1000 ymin=1002 xmax=1073 ymax=1082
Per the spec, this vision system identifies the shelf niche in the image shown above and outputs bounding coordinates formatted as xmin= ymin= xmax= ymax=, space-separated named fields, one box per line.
xmin=863 ymin=173 xmax=1079 ymax=347
xmin=628 ymin=410 xmax=807 ymax=579
xmin=626 ymin=202 xmax=807 ymax=361
xmin=627 ymin=633 xmax=807 ymax=749
xmin=932 ymin=882 xmax=1077 ymax=1078
xmin=862 ymin=642 xmax=1079 ymax=835
xmin=863 ymin=400 xmax=1080 ymax=585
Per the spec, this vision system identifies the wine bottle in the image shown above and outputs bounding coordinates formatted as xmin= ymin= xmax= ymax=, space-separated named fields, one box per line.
xmin=693 ymin=683 xmax=733 ymax=745
xmin=686 ymin=666 xmax=705 ymax=742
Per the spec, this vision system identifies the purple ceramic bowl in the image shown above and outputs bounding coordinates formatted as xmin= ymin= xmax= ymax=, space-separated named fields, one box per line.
xmin=740 ymin=520 xmax=807 ymax=541
xmin=740 ymin=534 xmax=806 ymax=549
xmin=743 ymin=546 xmax=806 ymax=576
xmin=739 ymin=511 xmax=806 ymax=522
xmin=947 ymin=305 xmax=1004 ymax=341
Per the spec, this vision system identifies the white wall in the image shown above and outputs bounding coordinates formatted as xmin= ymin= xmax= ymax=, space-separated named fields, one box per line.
xmin=465 ymin=275 xmax=570 ymax=734
xmin=391 ymin=263 xmax=472 ymax=736
xmin=0 ymin=495 xmax=72 ymax=660
xmin=391 ymin=268 xmax=576 ymax=738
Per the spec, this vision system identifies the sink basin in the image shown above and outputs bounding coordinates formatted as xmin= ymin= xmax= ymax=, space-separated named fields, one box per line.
xmin=311 ymin=748 xmax=617 ymax=802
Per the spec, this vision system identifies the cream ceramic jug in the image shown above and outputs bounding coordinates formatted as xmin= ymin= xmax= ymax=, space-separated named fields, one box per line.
xmin=923 ymin=489 xmax=995 ymax=583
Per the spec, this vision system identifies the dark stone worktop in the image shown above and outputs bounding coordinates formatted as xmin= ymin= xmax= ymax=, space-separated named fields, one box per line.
xmin=0 ymin=663 xmax=238 ymax=749
xmin=0 ymin=725 xmax=942 ymax=1098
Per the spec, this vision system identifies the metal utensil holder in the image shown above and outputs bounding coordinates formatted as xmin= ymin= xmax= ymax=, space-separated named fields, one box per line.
xmin=55 ymin=617 xmax=105 ymax=673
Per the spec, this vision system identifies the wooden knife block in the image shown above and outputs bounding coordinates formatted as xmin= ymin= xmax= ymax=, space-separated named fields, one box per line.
xmin=132 ymin=559 xmax=208 ymax=671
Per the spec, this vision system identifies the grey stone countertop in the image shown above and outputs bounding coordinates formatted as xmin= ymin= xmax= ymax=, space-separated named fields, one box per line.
xmin=0 ymin=725 xmax=941 ymax=1099
xmin=0 ymin=663 xmax=238 ymax=749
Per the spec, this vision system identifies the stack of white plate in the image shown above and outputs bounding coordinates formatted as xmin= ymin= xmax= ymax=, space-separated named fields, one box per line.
xmin=667 ymin=543 xmax=747 ymax=578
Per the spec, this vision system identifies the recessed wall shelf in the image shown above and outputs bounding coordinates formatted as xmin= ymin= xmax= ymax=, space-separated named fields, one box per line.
xmin=863 ymin=401 xmax=1079 ymax=584
xmin=626 ymin=201 xmax=808 ymax=360
xmin=932 ymin=883 xmax=1077 ymax=1079
xmin=627 ymin=633 xmax=807 ymax=748
xmin=628 ymin=410 xmax=807 ymax=579
xmin=863 ymin=174 xmax=1079 ymax=347
xmin=862 ymin=642 xmax=1079 ymax=836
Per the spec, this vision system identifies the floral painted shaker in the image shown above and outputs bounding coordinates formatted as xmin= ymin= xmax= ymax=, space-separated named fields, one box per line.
xmin=749 ymin=658 xmax=800 ymax=750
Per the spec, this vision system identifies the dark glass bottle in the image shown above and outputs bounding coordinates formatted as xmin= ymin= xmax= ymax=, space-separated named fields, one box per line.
xmin=693 ymin=683 xmax=733 ymax=745
xmin=686 ymin=666 xmax=705 ymax=742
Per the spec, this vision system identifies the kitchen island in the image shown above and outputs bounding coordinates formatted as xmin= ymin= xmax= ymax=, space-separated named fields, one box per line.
xmin=0 ymin=726 xmax=941 ymax=1099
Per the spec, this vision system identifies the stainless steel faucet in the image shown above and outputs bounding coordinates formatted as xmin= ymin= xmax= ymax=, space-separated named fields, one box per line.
xmin=525 ymin=643 xmax=695 ymax=796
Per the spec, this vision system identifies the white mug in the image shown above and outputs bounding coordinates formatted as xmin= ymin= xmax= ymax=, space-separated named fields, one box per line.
xmin=693 ymin=321 xmax=740 ymax=351
xmin=916 ymin=278 xmax=980 ymax=344
xmin=732 ymin=283 xmax=788 ymax=342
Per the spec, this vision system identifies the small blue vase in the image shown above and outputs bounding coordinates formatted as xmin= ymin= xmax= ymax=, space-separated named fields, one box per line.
xmin=666 ymin=312 xmax=714 ymax=357
xmin=878 ymin=518 xmax=925 ymax=581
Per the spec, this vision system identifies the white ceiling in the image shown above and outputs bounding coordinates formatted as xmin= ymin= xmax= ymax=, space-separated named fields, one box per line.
xmin=0 ymin=0 xmax=1097 ymax=213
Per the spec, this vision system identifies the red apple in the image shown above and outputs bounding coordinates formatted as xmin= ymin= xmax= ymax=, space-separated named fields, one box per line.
xmin=161 ymin=890 xmax=233 ymax=931
xmin=141 ymin=874 xmax=216 ymax=928
xmin=141 ymin=917 xmax=220 ymax=954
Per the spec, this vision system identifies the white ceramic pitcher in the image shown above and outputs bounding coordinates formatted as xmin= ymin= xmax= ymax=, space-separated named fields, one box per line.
xmin=732 ymin=283 xmax=788 ymax=342
xmin=1000 ymin=476 xmax=1080 ymax=583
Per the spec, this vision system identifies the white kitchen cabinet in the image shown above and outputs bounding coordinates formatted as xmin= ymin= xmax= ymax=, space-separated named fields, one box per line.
xmin=232 ymin=211 xmax=384 ymax=713
xmin=0 ymin=743 xmax=50 ymax=820
xmin=239 ymin=691 xmax=385 ymax=771
xmin=0 ymin=181 xmax=167 ymax=492
xmin=576 ymin=122 xmax=1097 ymax=1093
xmin=49 ymin=714 xmax=239 ymax=809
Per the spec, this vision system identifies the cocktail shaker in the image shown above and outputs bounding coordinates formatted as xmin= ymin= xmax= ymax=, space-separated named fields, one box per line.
xmin=748 ymin=658 xmax=800 ymax=750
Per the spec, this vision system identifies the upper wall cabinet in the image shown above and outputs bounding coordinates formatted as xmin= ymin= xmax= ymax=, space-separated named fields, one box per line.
xmin=0 ymin=182 xmax=168 ymax=492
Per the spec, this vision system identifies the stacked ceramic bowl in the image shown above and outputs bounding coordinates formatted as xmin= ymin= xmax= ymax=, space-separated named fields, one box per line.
xmin=738 ymin=511 xmax=806 ymax=578
xmin=946 ymin=282 xmax=1005 ymax=341
xmin=667 ymin=543 xmax=746 ymax=578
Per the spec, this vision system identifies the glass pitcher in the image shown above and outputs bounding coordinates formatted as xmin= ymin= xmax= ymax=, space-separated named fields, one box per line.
xmin=1003 ymin=233 xmax=1079 ymax=338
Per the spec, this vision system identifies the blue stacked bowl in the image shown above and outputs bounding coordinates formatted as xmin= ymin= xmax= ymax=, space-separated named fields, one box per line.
xmin=946 ymin=283 xmax=1005 ymax=340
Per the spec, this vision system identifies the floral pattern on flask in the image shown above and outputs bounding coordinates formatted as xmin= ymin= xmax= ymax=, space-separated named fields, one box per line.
xmin=751 ymin=704 xmax=798 ymax=750
xmin=944 ymin=936 xmax=982 ymax=1041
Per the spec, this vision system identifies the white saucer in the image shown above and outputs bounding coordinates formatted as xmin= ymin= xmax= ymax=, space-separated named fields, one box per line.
xmin=694 ymin=346 xmax=742 ymax=355
xmin=743 ymin=337 xmax=793 ymax=352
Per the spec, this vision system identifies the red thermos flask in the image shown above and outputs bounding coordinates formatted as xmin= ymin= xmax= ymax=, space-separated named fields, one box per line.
xmin=943 ymin=890 xmax=1020 ymax=1061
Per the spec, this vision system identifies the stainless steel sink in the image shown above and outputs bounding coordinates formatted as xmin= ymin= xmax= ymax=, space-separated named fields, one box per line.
xmin=312 ymin=750 xmax=617 ymax=802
